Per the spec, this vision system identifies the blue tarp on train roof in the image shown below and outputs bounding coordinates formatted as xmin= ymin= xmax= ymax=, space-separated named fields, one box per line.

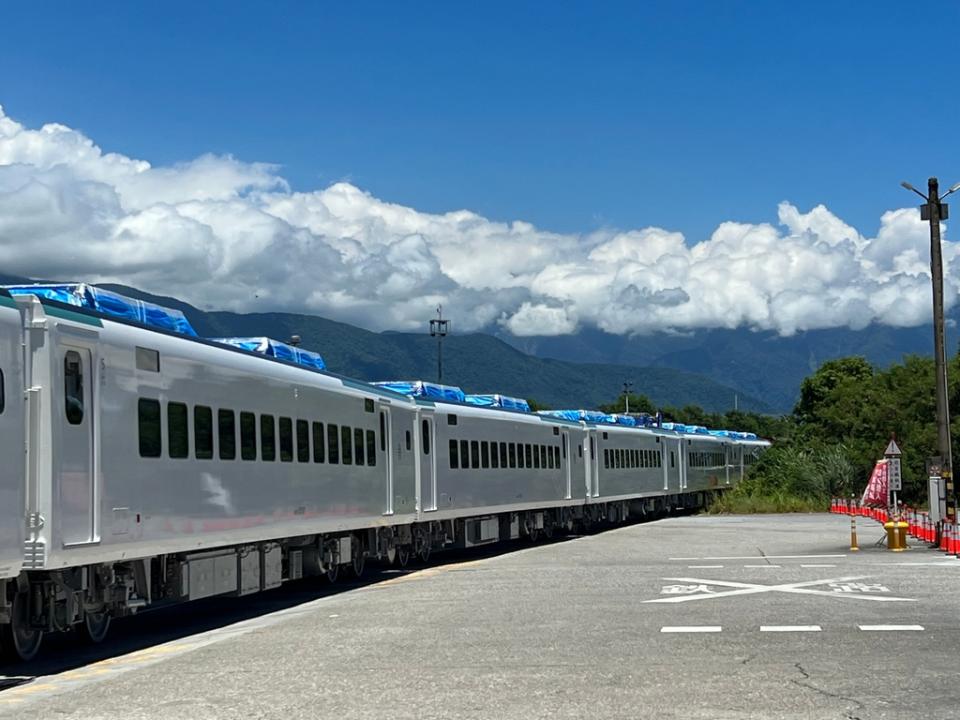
xmin=537 ymin=409 xmax=609 ymax=423
xmin=372 ymin=380 xmax=466 ymax=403
xmin=603 ymin=414 xmax=637 ymax=427
xmin=4 ymin=283 xmax=198 ymax=336
xmin=464 ymin=394 xmax=531 ymax=412
xmin=210 ymin=337 xmax=326 ymax=370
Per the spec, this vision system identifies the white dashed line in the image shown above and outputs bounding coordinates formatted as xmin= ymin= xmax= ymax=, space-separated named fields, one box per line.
xmin=858 ymin=624 xmax=924 ymax=632
xmin=760 ymin=625 xmax=822 ymax=632
xmin=660 ymin=626 xmax=722 ymax=633
xmin=687 ymin=565 xmax=723 ymax=569
xmin=801 ymin=564 xmax=836 ymax=568
xmin=743 ymin=564 xmax=782 ymax=568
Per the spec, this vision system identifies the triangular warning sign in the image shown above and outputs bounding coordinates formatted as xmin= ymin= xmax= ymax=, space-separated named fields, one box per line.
xmin=884 ymin=439 xmax=902 ymax=456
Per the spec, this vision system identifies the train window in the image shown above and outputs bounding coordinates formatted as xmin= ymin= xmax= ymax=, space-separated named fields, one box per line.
xmin=553 ymin=426 xmax=559 ymax=436
xmin=540 ymin=445 xmax=547 ymax=469
xmin=366 ymin=430 xmax=376 ymax=466
xmin=578 ymin=444 xmax=582 ymax=458
xmin=327 ymin=423 xmax=339 ymax=464
xmin=194 ymin=406 xmax=213 ymax=459
xmin=531 ymin=445 xmax=539 ymax=469
xmin=460 ymin=440 xmax=469 ymax=468
xmin=341 ymin=426 xmax=353 ymax=465
xmin=491 ymin=442 xmax=499 ymax=469
xmin=279 ymin=417 xmax=293 ymax=462
xmin=380 ymin=412 xmax=386 ymax=452
xmin=297 ymin=420 xmax=310 ymax=462
xmin=261 ymin=414 xmax=276 ymax=461
xmin=481 ymin=441 xmax=489 ymax=469
xmin=562 ymin=437 xmax=567 ymax=459
xmin=447 ymin=414 xmax=458 ymax=425
xmin=135 ymin=346 xmax=160 ymax=373
xmin=312 ymin=422 xmax=325 ymax=463
xmin=554 ymin=446 xmax=560 ymax=467
xmin=614 ymin=450 xmax=620 ymax=469
xmin=590 ymin=438 xmax=595 ymax=459
xmin=499 ymin=442 xmax=508 ymax=468
xmin=405 ymin=430 xmax=411 ymax=451
xmin=509 ymin=443 xmax=517 ymax=468
xmin=422 ymin=420 xmax=430 ymax=455
xmin=138 ymin=399 xmax=161 ymax=457
xmin=364 ymin=398 xmax=375 ymax=413
xmin=524 ymin=444 xmax=532 ymax=468
xmin=354 ymin=428 xmax=364 ymax=465
xmin=241 ymin=412 xmax=257 ymax=460
xmin=449 ymin=439 xmax=459 ymax=469
xmin=167 ymin=402 xmax=188 ymax=458
xmin=517 ymin=443 xmax=525 ymax=469
xmin=0 ymin=367 xmax=4 ymax=414
xmin=219 ymin=410 xmax=236 ymax=460
xmin=670 ymin=451 xmax=675 ymax=468
xmin=547 ymin=446 xmax=554 ymax=469
xmin=64 ymin=351 xmax=84 ymax=424
xmin=604 ymin=449 xmax=610 ymax=469
xmin=471 ymin=440 xmax=480 ymax=469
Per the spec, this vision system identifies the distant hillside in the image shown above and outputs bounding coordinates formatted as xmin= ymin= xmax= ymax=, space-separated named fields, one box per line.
xmin=497 ymin=320 xmax=955 ymax=413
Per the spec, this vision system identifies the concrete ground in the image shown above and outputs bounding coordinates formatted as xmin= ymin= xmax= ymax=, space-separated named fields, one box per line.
xmin=2 ymin=513 xmax=960 ymax=719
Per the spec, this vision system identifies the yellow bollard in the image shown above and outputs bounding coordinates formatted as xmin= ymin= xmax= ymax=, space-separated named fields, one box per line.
xmin=895 ymin=517 xmax=909 ymax=551
xmin=850 ymin=514 xmax=859 ymax=551
xmin=884 ymin=519 xmax=904 ymax=551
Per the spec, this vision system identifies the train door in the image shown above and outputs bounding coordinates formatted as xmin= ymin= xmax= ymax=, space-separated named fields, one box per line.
xmin=676 ymin=437 xmax=687 ymax=492
xmin=418 ymin=411 xmax=437 ymax=512
xmin=724 ymin=443 xmax=731 ymax=485
xmin=379 ymin=403 xmax=394 ymax=515
xmin=60 ymin=341 xmax=98 ymax=545
xmin=562 ymin=429 xmax=572 ymax=499
xmin=588 ymin=430 xmax=600 ymax=497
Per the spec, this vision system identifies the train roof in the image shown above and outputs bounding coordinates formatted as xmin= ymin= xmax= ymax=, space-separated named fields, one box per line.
xmin=2 ymin=283 xmax=769 ymax=443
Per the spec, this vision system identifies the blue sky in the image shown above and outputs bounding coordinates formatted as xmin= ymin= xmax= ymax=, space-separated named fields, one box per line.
xmin=3 ymin=1 xmax=958 ymax=245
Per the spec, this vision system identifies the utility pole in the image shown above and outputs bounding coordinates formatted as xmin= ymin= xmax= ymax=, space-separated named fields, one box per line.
xmin=902 ymin=178 xmax=960 ymax=523
xmin=429 ymin=305 xmax=449 ymax=383
xmin=623 ymin=381 xmax=633 ymax=414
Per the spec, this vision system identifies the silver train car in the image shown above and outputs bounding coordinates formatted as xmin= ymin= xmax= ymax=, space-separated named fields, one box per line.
xmin=0 ymin=286 xmax=768 ymax=661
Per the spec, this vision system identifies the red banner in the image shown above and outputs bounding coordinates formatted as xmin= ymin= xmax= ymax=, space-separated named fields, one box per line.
xmin=861 ymin=460 xmax=889 ymax=507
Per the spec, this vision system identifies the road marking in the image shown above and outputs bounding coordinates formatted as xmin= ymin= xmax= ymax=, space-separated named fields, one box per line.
xmin=760 ymin=625 xmax=822 ymax=632
xmin=801 ymin=564 xmax=836 ymax=568
xmin=670 ymin=554 xmax=846 ymax=561
xmin=660 ymin=626 xmax=722 ymax=633
xmin=858 ymin=624 xmax=924 ymax=631
xmin=744 ymin=564 xmax=781 ymax=568
xmin=688 ymin=565 xmax=723 ymax=569
xmin=647 ymin=576 xmax=916 ymax=604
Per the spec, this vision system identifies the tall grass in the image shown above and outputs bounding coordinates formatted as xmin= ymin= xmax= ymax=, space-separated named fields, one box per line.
xmin=709 ymin=443 xmax=855 ymax=514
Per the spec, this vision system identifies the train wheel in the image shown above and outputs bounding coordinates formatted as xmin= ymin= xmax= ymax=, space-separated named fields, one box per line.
xmin=351 ymin=538 xmax=365 ymax=578
xmin=0 ymin=592 xmax=43 ymax=662
xmin=325 ymin=561 xmax=339 ymax=584
xmin=81 ymin=610 xmax=111 ymax=645
xmin=397 ymin=545 xmax=411 ymax=568
xmin=418 ymin=541 xmax=431 ymax=563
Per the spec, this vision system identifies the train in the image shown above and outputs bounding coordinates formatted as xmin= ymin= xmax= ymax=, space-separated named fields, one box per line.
xmin=0 ymin=283 xmax=769 ymax=661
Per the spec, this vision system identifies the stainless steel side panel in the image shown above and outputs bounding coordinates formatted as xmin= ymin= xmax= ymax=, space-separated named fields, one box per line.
xmin=0 ymin=296 xmax=24 ymax=580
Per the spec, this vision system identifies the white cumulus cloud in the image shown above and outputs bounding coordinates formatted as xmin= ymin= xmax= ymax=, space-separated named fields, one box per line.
xmin=0 ymin=106 xmax=952 ymax=337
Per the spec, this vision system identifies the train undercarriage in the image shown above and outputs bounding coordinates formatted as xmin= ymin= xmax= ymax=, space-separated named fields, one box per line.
xmin=0 ymin=491 xmax=719 ymax=662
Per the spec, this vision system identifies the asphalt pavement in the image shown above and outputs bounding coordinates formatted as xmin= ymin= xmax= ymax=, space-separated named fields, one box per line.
xmin=2 ymin=513 xmax=960 ymax=719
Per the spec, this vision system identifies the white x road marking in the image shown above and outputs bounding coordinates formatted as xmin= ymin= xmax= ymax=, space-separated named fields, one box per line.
xmin=645 ymin=576 xmax=916 ymax=604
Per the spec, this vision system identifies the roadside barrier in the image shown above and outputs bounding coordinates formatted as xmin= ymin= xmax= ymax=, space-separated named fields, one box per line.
xmin=828 ymin=498 xmax=960 ymax=554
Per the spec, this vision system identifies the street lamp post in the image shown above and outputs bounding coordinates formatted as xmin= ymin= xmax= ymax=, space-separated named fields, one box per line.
xmin=902 ymin=177 xmax=960 ymax=523
xmin=623 ymin=381 xmax=633 ymax=414
xmin=429 ymin=305 xmax=450 ymax=383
